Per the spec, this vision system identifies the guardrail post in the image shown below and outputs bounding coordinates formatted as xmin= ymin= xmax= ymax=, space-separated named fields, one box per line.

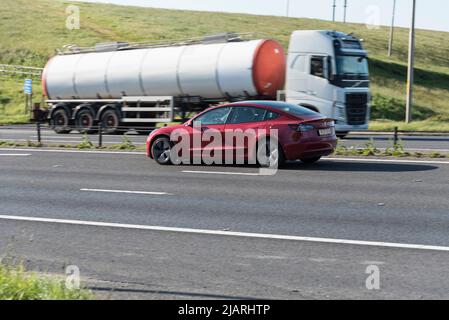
xmin=98 ymin=121 xmax=103 ymax=148
xmin=393 ymin=126 xmax=399 ymax=146
xmin=36 ymin=121 xmax=41 ymax=144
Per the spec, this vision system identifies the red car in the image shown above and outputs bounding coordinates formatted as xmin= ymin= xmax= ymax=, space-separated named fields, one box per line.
xmin=146 ymin=101 xmax=337 ymax=166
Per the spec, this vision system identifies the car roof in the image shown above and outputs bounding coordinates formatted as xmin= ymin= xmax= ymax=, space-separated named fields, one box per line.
xmin=229 ymin=101 xmax=292 ymax=109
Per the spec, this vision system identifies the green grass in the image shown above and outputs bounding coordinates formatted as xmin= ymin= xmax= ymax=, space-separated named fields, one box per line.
xmin=1 ymin=0 xmax=449 ymax=129
xmin=0 ymin=263 xmax=93 ymax=300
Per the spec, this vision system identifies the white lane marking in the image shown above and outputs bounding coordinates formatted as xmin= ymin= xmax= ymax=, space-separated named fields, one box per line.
xmin=326 ymin=157 xmax=449 ymax=165
xmin=80 ymin=188 xmax=171 ymax=196
xmin=0 ymin=214 xmax=449 ymax=252
xmin=182 ymin=170 xmax=260 ymax=176
xmin=30 ymin=136 xmax=86 ymax=140
xmin=0 ymin=154 xmax=31 ymax=157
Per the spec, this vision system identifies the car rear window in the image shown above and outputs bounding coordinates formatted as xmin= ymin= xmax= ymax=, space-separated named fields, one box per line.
xmin=268 ymin=103 xmax=319 ymax=117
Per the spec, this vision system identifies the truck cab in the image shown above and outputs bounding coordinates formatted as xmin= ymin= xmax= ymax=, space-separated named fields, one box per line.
xmin=285 ymin=30 xmax=370 ymax=136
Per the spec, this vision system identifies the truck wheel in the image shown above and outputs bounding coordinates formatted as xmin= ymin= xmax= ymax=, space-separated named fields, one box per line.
xmin=100 ymin=109 xmax=121 ymax=135
xmin=75 ymin=109 xmax=96 ymax=134
xmin=300 ymin=156 xmax=321 ymax=164
xmin=151 ymin=137 xmax=173 ymax=165
xmin=51 ymin=109 xmax=72 ymax=134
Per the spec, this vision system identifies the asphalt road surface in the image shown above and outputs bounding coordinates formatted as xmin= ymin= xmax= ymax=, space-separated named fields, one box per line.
xmin=1 ymin=148 xmax=449 ymax=299
xmin=1 ymin=125 xmax=449 ymax=152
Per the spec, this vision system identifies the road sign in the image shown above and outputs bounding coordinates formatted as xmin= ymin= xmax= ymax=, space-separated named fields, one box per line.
xmin=24 ymin=79 xmax=32 ymax=95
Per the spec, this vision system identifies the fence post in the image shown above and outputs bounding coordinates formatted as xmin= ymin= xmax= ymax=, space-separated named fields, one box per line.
xmin=36 ymin=121 xmax=41 ymax=144
xmin=393 ymin=126 xmax=399 ymax=146
xmin=98 ymin=121 xmax=103 ymax=148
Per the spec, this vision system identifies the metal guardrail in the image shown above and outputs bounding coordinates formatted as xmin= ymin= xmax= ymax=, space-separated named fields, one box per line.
xmin=0 ymin=64 xmax=43 ymax=80
xmin=349 ymin=130 xmax=449 ymax=137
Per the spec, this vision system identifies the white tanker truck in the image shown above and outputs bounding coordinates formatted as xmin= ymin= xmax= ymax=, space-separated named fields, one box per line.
xmin=42 ymin=30 xmax=370 ymax=136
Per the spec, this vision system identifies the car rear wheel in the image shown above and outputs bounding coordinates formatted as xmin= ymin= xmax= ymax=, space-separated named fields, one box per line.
xmin=337 ymin=132 xmax=349 ymax=139
xmin=257 ymin=139 xmax=285 ymax=168
xmin=300 ymin=156 xmax=322 ymax=164
xmin=151 ymin=137 xmax=173 ymax=165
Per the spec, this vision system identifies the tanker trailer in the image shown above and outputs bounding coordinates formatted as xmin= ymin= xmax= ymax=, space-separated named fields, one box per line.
xmin=42 ymin=33 xmax=286 ymax=134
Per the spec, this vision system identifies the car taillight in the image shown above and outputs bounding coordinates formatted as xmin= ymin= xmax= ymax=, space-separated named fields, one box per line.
xmin=289 ymin=123 xmax=316 ymax=132
xmin=325 ymin=120 xmax=336 ymax=127
xmin=298 ymin=124 xmax=316 ymax=132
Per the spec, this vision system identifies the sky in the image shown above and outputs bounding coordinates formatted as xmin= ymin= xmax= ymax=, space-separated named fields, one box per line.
xmin=77 ymin=0 xmax=449 ymax=32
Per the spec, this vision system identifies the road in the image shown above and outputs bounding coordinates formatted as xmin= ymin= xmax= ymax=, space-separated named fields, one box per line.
xmin=1 ymin=124 xmax=449 ymax=152
xmin=0 ymin=148 xmax=449 ymax=299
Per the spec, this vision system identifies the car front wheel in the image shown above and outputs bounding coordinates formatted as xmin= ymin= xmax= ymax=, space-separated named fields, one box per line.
xmin=151 ymin=137 xmax=173 ymax=165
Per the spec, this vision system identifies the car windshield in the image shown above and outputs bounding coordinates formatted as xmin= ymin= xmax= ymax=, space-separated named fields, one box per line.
xmin=264 ymin=102 xmax=319 ymax=117
xmin=336 ymin=55 xmax=369 ymax=76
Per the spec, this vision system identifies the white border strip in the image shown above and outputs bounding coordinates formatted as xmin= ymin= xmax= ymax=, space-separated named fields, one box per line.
xmin=0 ymin=215 xmax=448 ymax=252
xmin=1 ymin=148 xmax=449 ymax=165
xmin=182 ymin=170 xmax=260 ymax=176
xmin=0 ymin=154 xmax=31 ymax=157
xmin=81 ymin=188 xmax=171 ymax=196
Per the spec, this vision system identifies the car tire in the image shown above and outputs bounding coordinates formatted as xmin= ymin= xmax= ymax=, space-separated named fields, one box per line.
xmin=151 ymin=136 xmax=173 ymax=165
xmin=300 ymin=156 xmax=322 ymax=164
xmin=257 ymin=138 xmax=285 ymax=168
xmin=337 ymin=132 xmax=349 ymax=139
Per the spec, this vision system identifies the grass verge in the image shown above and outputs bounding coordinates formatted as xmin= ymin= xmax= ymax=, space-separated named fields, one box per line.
xmin=369 ymin=120 xmax=449 ymax=132
xmin=334 ymin=139 xmax=447 ymax=159
xmin=0 ymin=263 xmax=93 ymax=300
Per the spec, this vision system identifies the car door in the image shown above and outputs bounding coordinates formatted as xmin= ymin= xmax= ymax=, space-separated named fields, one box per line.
xmin=224 ymin=106 xmax=267 ymax=163
xmin=306 ymin=55 xmax=334 ymax=111
xmin=190 ymin=106 xmax=231 ymax=163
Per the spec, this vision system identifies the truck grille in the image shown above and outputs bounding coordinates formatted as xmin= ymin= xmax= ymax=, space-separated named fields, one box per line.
xmin=346 ymin=93 xmax=368 ymax=125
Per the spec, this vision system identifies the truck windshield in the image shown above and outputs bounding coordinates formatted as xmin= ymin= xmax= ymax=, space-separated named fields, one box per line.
xmin=336 ymin=55 xmax=369 ymax=76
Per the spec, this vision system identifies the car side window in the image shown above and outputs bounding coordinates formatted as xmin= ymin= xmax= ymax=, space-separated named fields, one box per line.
xmin=265 ymin=111 xmax=280 ymax=121
xmin=194 ymin=107 xmax=231 ymax=125
xmin=228 ymin=107 xmax=267 ymax=124
xmin=311 ymin=56 xmax=325 ymax=78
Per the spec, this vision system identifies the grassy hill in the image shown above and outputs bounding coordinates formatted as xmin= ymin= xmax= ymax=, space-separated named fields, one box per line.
xmin=1 ymin=0 xmax=449 ymax=130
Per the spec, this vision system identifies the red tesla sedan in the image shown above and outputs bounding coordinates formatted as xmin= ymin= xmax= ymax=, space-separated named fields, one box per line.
xmin=146 ymin=101 xmax=337 ymax=166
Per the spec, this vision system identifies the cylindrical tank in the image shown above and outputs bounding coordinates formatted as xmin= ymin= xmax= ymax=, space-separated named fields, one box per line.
xmin=42 ymin=39 xmax=286 ymax=100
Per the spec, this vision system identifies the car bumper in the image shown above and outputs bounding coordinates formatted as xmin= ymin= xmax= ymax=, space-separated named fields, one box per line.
xmin=283 ymin=136 xmax=337 ymax=161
